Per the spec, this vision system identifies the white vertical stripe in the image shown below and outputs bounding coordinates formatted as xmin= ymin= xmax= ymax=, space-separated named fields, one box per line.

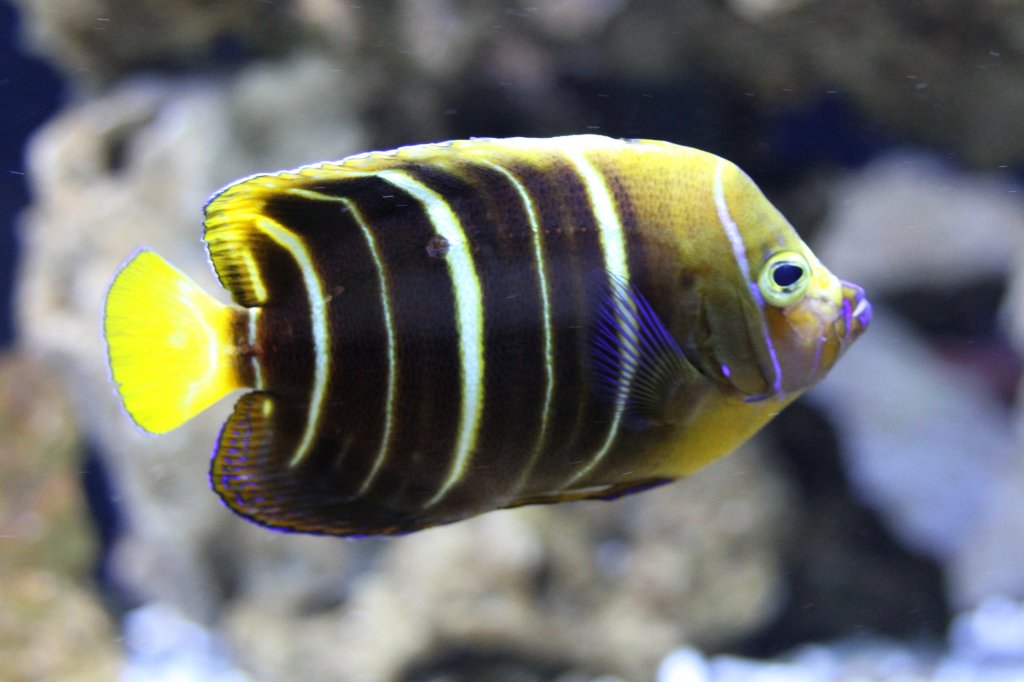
xmin=343 ymin=199 xmax=399 ymax=496
xmin=377 ymin=169 xmax=485 ymax=508
xmin=478 ymin=160 xmax=555 ymax=493
xmin=713 ymin=161 xmax=753 ymax=282
xmin=248 ymin=308 xmax=263 ymax=390
xmin=281 ymin=187 xmax=398 ymax=489
xmin=253 ymin=217 xmax=331 ymax=467
xmin=713 ymin=161 xmax=784 ymax=395
xmin=562 ymin=146 xmax=633 ymax=486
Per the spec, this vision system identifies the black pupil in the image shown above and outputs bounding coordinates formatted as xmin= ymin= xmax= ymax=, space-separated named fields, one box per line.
xmin=772 ymin=263 xmax=804 ymax=288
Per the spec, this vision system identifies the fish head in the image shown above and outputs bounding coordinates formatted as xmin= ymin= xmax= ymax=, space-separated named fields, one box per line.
xmin=753 ymin=244 xmax=872 ymax=395
xmin=677 ymin=158 xmax=871 ymax=401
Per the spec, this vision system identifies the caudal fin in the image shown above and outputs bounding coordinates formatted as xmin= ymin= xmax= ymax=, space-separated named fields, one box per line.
xmin=104 ymin=250 xmax=247 ymax=433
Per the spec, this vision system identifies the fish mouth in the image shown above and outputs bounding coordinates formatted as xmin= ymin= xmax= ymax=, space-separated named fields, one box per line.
xmin=839 ymin=280 xmax=872 ymax=345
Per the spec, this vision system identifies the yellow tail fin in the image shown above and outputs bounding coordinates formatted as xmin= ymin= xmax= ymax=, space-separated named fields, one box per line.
xmin=104 ymin=250 xmax=246 ymax=434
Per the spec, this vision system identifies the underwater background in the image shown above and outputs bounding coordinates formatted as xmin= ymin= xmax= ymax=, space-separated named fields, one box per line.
xmin=2 ymin=1 xmax=1024 ymax=680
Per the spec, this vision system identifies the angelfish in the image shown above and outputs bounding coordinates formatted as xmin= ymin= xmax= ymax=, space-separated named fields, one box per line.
xmin=103 ymin=135 xmax=871 ymax=536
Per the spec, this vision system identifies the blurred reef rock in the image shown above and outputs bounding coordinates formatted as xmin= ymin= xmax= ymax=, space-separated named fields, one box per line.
xmin=220 ymin=450 xmax=792 ymax=682
xmin=658 ymin=596 xmax=1024 ymax=682
xmin=18 ymin=53 xmax=369 ymax=626
xmin=815 ymin=154 xmax=1024 ymax=611
xmin=10 ymin=0 xmax=297 ymax=82
xmin=16 ymin=46 xmax=791 ymax=682
xmin=11 ymin=0 xmax=1024 ymax=165
xmin=0 ymin=351 xmax=121 ymax=681
xmin=10 ymin=0 xmax=1024 ymax=681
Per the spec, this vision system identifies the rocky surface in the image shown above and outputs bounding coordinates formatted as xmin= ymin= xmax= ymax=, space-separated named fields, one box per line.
xmin=220 ymin=447 xmax=792 ymax=682
xmin=10 ymin=0 xmax=296 ymax=84
xmin=9 ymin=0 xmax=1024 ymax=680
xmin=808 ymin=310 xmax=1023 ymax=608
xmin=12 ymin=0 xmax=1024 ymax=164
xmin=0 ymin=351 xmax=121 ymax=681
xmin=813 ymin=153 xmax=1024 ymax=610
xmin=815 ymin=152 xmax=1024 ymax=295
xmin=17 ymin=54 xmax=369 ymax=623
xmin=16 ymin=56 xmax=792 ymax=682
xmin=659 ymin=596 xmax=1024 ymax=682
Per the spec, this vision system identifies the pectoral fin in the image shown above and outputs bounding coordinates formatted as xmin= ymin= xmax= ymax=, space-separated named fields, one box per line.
xmin=592 ymin=273 xmax=705 ymax=429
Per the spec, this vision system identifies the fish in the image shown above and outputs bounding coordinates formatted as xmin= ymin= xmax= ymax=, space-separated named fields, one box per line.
xmin=103 ymin=135 xmax=871 ymax=536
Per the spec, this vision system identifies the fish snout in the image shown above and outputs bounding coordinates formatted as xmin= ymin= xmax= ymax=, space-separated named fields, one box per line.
xmin=839 ymin=280 xmax=872 ymax=344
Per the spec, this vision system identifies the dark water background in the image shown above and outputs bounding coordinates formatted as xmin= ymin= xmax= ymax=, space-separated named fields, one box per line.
xmin=0 ymin=0 xmax=61 ymax=347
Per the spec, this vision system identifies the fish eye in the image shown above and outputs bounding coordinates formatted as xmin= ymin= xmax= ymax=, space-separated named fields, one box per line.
xmin=758 ymin=251 xmax=810 ymax=307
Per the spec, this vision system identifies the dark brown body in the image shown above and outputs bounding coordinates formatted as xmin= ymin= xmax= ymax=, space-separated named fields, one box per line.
xmin=197 ymin=136 xmax=868 ymax=535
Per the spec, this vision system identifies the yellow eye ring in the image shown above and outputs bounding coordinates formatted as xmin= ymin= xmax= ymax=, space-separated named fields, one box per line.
xmin=758 ymin=251 xmax=810 ymax=308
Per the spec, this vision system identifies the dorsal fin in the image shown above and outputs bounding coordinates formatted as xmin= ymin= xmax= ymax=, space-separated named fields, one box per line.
xmin=203 ymin=165 xmax=392 ymax=307
xmin=200 ymin=140 xmax=525 ymax=308
xmin=203 ymin=174 xmax=313 ymax=307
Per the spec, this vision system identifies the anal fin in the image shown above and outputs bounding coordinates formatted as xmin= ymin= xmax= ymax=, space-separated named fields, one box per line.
xmin=211 ymin=392 xmax=414 ymax=536
xmin=211 ymin=392 xmax=285 ymax=526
